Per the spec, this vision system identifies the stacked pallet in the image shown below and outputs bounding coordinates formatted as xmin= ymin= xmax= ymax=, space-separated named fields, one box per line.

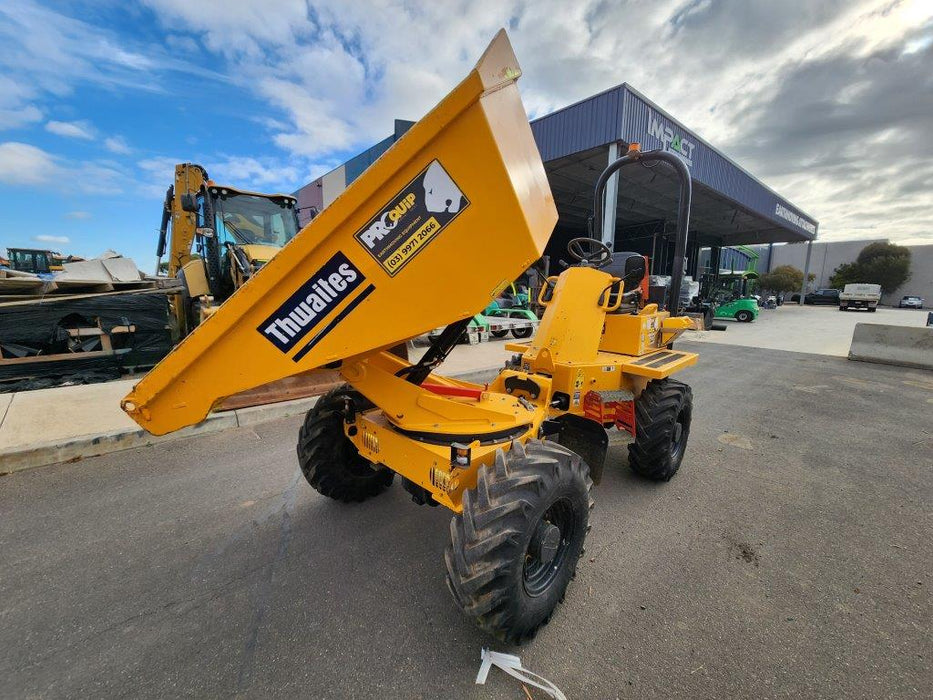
xmin=0 ymin=254 xmax=182 ymax=392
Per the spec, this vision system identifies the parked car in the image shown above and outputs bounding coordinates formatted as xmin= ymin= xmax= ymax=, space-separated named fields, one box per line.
xmin=839 ymin=283 xmax=881 ymax=312
xmin=803 ymin=289 xmax=840 ymax=305
xmin=899 ymin=295 xmax=924 ymax=309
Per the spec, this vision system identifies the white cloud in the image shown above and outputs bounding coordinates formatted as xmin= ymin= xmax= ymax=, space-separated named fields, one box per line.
xmin=165 ymin=33 xmax=201 ymax=53
xmin=178 ymin=0 xmax=928 ymax=244
xmin=33 ymin=234 xmax=70 ymax=244
xmin=104 ymin=135 xmax=132 ymax=154
xmin=6 ymin=0 xmax=928 ymax=243
xmin=0 ymin=141 xmax=125 ymax=193
xmin=136 ymin=155 xmax=181 ymax=199
xmin=0 ymin=1 xmax=226 ymax=136
xmin=65 ymin=210 xmax=92 ymax=220
xmin=46 ymin=119 xmax=96 ymax=140
xmin=136 ymin=153 xmax=300 ymax=198
xmin=0 ymin=141 xmax=58 ymax=185
xmin=0 ymin=74 xmax=42 ymax=130
xmin=209 ymin=155 xmax=299 ymax=190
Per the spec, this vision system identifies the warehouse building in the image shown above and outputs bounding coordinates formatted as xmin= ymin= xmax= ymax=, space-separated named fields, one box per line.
xmin=757 ymin=240 xmax=932 ymax=306
xmin=295 ymin=84 xmax=818 ymax=281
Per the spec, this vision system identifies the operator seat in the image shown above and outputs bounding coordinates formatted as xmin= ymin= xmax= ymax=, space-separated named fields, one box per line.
xmin=603 ymin=252 xmax=647 ymax=313
xmin=615 ymin=252 xmax=647 ymax=293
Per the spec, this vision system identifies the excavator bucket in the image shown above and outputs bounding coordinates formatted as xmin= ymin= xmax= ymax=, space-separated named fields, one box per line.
xmin=123 ymin=30 xmax=557 ymax=435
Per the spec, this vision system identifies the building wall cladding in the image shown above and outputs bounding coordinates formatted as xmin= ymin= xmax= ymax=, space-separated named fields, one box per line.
xmin=293 ymin=121 xmax=414 ymax=227
xmin=617 ymin=86 xmax=817 ymax=240
xmin=344 ymin=134 xmax=395 ymax=185
xmin=530 ymin=88 xmax=622 ymax=162
xmin=529 ymin=84 xmax=818 ymax=241
xmin=296 ymin=89 xmax=817 ymax=244
xmin=768 ymin=240 xmax=932 ymax=305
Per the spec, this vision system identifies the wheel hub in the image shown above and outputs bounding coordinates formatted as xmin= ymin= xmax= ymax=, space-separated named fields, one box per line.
xmin=530 ymin=521 xmax=561 ymax=565
xmin=670 ymin=414 xmax=685 ymax=460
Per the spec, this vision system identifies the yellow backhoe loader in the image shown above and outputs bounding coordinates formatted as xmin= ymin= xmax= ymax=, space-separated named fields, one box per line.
xmin=156 ymin=163 xmax=302 ymax=337
xmin=123 ymin=31 xmax=698 ymax=643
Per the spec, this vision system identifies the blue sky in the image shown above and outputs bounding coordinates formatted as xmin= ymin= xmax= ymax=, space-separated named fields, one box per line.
xmin=1 ymin=1 xmax=930 ymax=271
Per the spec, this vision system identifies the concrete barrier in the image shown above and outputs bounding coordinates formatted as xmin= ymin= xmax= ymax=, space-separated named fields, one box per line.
xmin=848 ymin=323 xmax=933 ymax=370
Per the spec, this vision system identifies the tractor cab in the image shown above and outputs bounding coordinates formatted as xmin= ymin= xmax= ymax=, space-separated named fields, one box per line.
xmin=7 ymin=248 xmax=59 ymax=275
xmin=197 ymin=185 xmax=300 ymax=300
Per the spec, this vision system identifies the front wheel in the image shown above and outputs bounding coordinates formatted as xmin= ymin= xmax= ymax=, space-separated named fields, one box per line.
xmin=735 ymin=309 xmax=754 ymax=322
xmin=628 ymin=379 xmax=693 ymax=481
xmin=839 ymin=305 xmax=847 ymax=311
xmin=445 ymin=440 xmax=593 ymax=644
xmin=296 ymin=386 xmax=394 ymax=502
xmin=868 ymin=307 xmax=877 ymax=312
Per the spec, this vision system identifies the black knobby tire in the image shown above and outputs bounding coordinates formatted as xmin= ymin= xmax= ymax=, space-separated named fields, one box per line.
xmin=445 ymin=440 xmax=593 ymax=644
xmin=296 ymin=386 xmax=393 ymax=502
xmin=509 ymin=312 xmax=535 ymax=339
xmin=735 ymin=309 xmax=753 ymax=322
xmin=628 ymin=378 xmax=693 ymax=481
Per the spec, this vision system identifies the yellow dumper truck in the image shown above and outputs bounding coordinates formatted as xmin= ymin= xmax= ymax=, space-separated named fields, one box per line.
xmin=123 ymin=30 xmax=698 ymax=642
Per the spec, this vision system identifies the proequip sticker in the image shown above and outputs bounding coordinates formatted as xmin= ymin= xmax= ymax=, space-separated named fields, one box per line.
xmin=354 ymin=160 xmax=470 ymax=276
xmin=257 ymin=251 xmax=366 ymax=354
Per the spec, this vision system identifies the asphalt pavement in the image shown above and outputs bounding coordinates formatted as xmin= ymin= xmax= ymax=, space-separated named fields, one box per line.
xmin=1 ymin=342 xmax=930 ymax=698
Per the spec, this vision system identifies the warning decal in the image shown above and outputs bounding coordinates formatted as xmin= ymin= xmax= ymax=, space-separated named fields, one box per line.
xmin=354 ymin=160 xmax=470 ymax=276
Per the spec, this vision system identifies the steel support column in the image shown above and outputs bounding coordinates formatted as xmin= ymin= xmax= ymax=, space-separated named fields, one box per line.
xmin=799 ymin=239 xmax=813 ymax=305
xmin=600 ymin=142 xmax=620 ymax=248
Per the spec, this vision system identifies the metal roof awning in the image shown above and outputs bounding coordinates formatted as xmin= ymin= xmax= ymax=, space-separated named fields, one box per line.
xmin=545 ymin=146 xmax=810 ymax=246
xmin=531 ymin=84 xmax=818 ymax=247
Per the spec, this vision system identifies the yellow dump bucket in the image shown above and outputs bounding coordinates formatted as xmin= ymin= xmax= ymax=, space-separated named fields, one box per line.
xmin=123 ymin=30 xmax=557 ymax=435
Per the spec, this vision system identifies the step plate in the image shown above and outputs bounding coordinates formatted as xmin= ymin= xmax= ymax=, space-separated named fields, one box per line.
xmin=619 ymin=349 xmax=698 ymax=379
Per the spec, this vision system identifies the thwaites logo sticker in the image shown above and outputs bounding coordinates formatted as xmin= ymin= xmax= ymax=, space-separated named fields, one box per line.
xmin=354 ymin=159 xmax=470 ymax=276
xmin=257 ymin=251 xmax=366 ymax=353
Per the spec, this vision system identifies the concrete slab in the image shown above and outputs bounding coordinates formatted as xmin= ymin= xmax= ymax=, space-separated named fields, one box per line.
xmin=686 ymin=303 xmax=929 ymax=356
xmin=410 ymin=335 xmax=511 ymax=374
xmin=0 ymin=378 xmax=138 ymax=451
xmin=56 ymin=259 xmax=113 ymax=283
xmin=234 ymin=396 xmax=318 ymax=427
xmin=101 ymin=257 xmax=143 ymax=282
xmin=0 ymin=413 xmax=237 ymax=474
xmin=849 ymin=322 xmax=933 ymax=370
xmin=0 ymin=392 xmax=12 ymax=429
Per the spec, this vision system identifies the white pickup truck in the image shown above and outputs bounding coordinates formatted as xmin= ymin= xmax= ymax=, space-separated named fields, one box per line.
xmin=839 ymin=283 xmax=881 ymax=312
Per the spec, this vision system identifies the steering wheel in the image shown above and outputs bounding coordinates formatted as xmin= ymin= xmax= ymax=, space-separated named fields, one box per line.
xmin=567 ymin=237 xmax=613 ymax=268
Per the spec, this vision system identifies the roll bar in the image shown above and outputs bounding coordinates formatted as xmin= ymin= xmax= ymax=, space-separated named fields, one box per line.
xmin=591 ymin=149 xmax=692 ymax=313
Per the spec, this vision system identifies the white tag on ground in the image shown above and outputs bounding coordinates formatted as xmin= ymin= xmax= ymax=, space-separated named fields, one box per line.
xmin=475 ymin=648 xmax=567 ymax=700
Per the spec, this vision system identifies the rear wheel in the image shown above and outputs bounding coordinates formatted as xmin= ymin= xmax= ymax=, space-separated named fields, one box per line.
xmin=491 ymin=329 xmax=510 ymax=338
xmin=868 ymin=307 xmax=877 ymax=312
xmin=445 ymin=440 xmax=592 ymax=644
xmin=509 ymin=312 xmax=534 ymax=339
xmin=296 ymin=386 xmax=393 ymax=502
xmin=628 ymin=379 xmax=693 ymax=481
xmin=839 ymin=305 xmax=847 ymax=311
xmin=735 ymin=309 xmax=753 ymax=322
